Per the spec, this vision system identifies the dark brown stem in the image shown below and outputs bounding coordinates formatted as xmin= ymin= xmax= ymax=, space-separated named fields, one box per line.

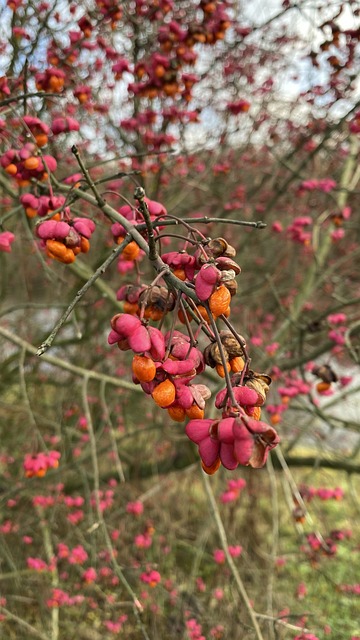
xmin=134 ymin=186 xmax=157 ymax=262
xmin=220 ymin=313 xmax=252 ymax=383
xmin=179 ymin=298 xmax=197 ymax=347
xmin=71 ymin=145 xmax=106 ymax=208
xmin=0 ymin=91 xmax=65 ymax=108
xmin=37 ymin=239 xmax=131 ymax=355
xmin=205 ymin=303 xmax=239 ymax=408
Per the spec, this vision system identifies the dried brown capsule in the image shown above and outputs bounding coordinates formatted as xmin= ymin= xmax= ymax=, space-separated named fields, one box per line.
xmin=219 ymin=331 xmax=244 ymax=358
xmin=207 ymin=237 xmax=229 ymax=258
xmin=64 ymin=228 xmax=81 ymax=248
xmin=222 ymin=244 xmax=236 ymax=259
xmin=244 ymin=371 xmax=272 ymax=406
xmin=118 ymin=284 xmax=147 ymax=304
xmin=139 ymin=285 xmax=175 ymax=313
xmin=199 ymin=237 xmax=237 ymax=261
xmin=203 ymin=342 xmax=226 ymax=367
xmin=216 ymin=256 xmax=241 ymax=275
xmin=223 ymin=279 xmax=238 ymax=296
xmin=312 ymin=364 xmax=338 ymax=383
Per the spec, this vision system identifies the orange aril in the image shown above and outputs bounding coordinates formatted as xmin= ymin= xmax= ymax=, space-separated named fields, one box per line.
xmin=35 ymin=468 xmax=47 ymax=477
xmin=196 ymin=305 xmax=210 ymax=322
xmin=154 ymin=64 xmax=166 ymax=78
xmin=49 ymin=76 xmax=64 ymax=92
xmin=121 ymin=240 xmax=140 ymax=261
xmin=203 ymin=2 xmax=216 ymax=13
xmin=46 ymin=239 xmax=75 ymax=264
xmin=25 ymin=207 xmax=38 ymax=218
xmin=167 ymin=405 xmax=186 ymax=422
xmin=230 ymin=356 xmax=245 ymax=373
xmin=35 ymin=133 xmax=48 ymax=147
xmin=48 ymin=55 xmax=59 ymax=66
xmin=215 ymin=362 xmax=231 ymax=378
xmin=186 ymin=405 xmax=205 ymax=420
xmin=201 ymin=458 xmax=221 ymax=475
xmin=123 ymin=301 xmax=139 ymax=315
xmin=172 ymin=268 xmax=186 ymax=281
xmin=209 ymin=285 xmax=231 ymax=318
xmin=5 ymin=163 xmax=18 ymax=175
xmin=146 ymin=307 xmax=163 ymax=322
xmin=163 ymin=83 xmax=178 ymax=96
xmin=80 ymin=237 xmax=90 ymax=253
xmin=178 ymin=308 xmax=192 ymax=324
xmin=316 ymin=381 xmax=331 ymax=393
xmin=252 ymin=406 xmax=262 ymax=420
xmin=132 ymin=355 xmax=156 ymax=382
xmin=152 ymin=379 xmax=176 ymax=408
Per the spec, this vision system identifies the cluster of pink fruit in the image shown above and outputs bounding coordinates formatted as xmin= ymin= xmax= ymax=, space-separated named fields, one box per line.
xmin=107 ymin=194 xmax=280 ymax=474
xmin=23 ymin=451 xmax=61 ymax=478
xmin=36 ymin=216 xmax=96 ymax=264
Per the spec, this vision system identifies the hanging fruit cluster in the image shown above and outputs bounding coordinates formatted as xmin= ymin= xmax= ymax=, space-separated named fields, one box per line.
xmin=312 ymin=364 xmax=338 ymax=395
xmin=23 ymin=451 xmax=61 ymax=478
xmin=107 ymin=192 xmax=280 ymax=474
xmin=0 ymin=116 xmax=57 ymax=186
xmin=36 ymin=216 xmax=96 ymax=264
xmin=111 ymin=197 xmax=166 ymax=271
xmin=0 ymin=112 xmax=98 ymax=265
xmin=1 ymin=142 xmax=56 ymax=186
xmin=127 ymin=2 xmax=231 ymax=101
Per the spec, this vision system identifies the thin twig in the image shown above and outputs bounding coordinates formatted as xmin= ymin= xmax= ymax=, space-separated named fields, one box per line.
xmin=71 ymin=145 xmax=106 ymax=207
xmin=275 ymin=447 xmax=331 ymax=551
xmin=202 ymin=471 xmax=265 ymax=640
xmin=0 ymin=91 xmax=64 ymax=108
xmin=255 ymin=613 xmax=311 ymax=634
xmin=0 ymin=606 xmax=49 ymax=640
xmin=37 ymin=239 xmax=130 ymax=356
xmin=99 ymin=380 xmax=126 ymax=483
xmin=265 ymin=453 xmax=279 ymax=640
xmin=134 ymin=186 xmax=157 ymax=262
xmin=205 ymin=304 xmax=239 ymax=408
xmin=0 ymin=325 xmax=140 ymax=391
xmin=35 ymin=505 xmax=59 ymax=640
xmin=81 ymin=378 xmax=151 ymax=640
